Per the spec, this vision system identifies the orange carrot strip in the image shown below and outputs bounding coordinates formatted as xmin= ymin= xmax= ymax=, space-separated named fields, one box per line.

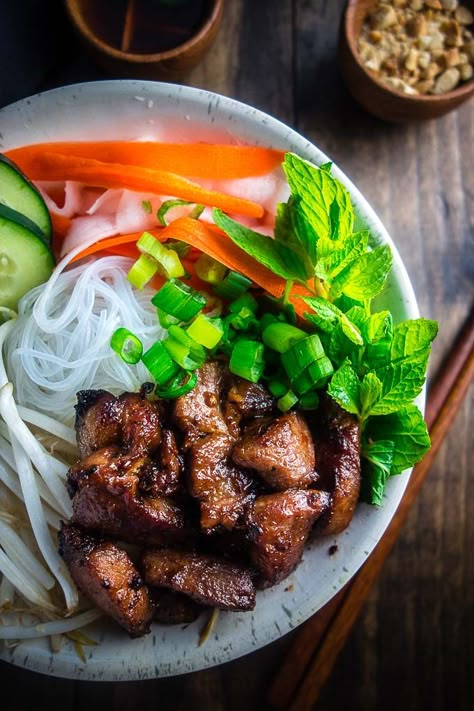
xmin=50 ymin=212 xmax=71 ymax=238
xmin=103 ymin=244 xmax=140 ymax=259
xmin=7 ymin=142 xmax=285 ymax=180
xmin=10 ymin=153 xmax=265 ymax=219
xmin=69 ymin=232 xmax=152 ymax=263
xmin=158 ymin=218 xmax=313 ymax=317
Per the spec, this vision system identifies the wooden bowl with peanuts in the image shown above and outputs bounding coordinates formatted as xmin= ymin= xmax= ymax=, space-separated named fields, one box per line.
xmin=339 ymin=0 xmax=474 ymax=121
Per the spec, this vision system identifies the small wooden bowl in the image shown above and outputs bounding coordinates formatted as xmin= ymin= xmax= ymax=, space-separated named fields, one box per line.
xmin=339 ymin=0 xmax=474 ymax=122
xmin=65 ymin=0 xmax=223 ymax=81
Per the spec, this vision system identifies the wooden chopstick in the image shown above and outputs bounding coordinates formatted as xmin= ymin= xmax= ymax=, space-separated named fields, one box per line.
xmin=267 ymin=307 xmax=474 ymax=711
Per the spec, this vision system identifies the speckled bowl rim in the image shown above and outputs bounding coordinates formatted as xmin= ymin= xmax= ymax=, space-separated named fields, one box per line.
xmin=0 ymin=81 xmax=423 ymax=681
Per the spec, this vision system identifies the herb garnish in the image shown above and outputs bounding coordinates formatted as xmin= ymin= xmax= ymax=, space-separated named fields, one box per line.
xmin=214 ymin=153 xmax=437 ymax=505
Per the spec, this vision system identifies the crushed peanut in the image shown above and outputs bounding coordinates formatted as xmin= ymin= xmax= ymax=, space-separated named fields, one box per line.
xmin=357 ymin=1 xmax=474 ymax=95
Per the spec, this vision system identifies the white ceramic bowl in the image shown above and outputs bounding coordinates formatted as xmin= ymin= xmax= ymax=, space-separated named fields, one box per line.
xmin=0 ymin=81 xmax=422 ymax=681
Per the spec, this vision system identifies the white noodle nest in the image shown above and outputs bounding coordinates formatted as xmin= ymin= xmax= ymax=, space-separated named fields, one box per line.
xmin=4 ymin=257 xmax=164 ymax=427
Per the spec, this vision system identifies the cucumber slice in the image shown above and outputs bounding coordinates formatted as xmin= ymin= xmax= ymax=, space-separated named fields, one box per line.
xmin=0 ymin=153 xmax=52 ymax=243
xmin=0 ymin=204 xmax=55 ymax=311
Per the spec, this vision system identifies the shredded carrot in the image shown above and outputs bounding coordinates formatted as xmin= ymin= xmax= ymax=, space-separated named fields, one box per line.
xmin=9 ymin=153 xmax=264 ymax=219
xmin=103 ymin=244 xmax=140 ymax=260
xmin=7 ymin=142 xmax=285 ymax=180
xmin=50 ymin=212 xmax=71 ymax=238
xmin=157 ymin=218 xmax=313 ymax=316
xmin=69 ymin=232 xmax=152 ymax=263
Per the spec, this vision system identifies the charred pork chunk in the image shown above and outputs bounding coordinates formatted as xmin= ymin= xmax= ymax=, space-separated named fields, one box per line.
xmin=120 ymin=392 xmax=162 ymax=455
xmin=68 ymin=446 xmax=189 ymax=545
xmin=232 ymin=412 xmax=317 ymax=491
xmin=139 ymin=429 xmax=183 ymax=498
xmin=224 ymin=377 xmax=276 ymax=437
xmin=312 ymin=395 xmax=361 ymax=535
xmin=142 ymin=548 xmax=256 ymax=611
xmin=75 ymin=390 xmax=123 ymax=458
xmin=75 ymin=390 xmax=162 ymax=458
xmin=174 ymin=362 xmax=257 ymax=532
xmin=189 ymin=433 xmax=256 ymax=531
xmin=174 ymin=361 xmax=229 ymax=445
xmin=151 ymin=589 xmax=204 ymax=625
xmin=58 ymin=523 xmax=154 ymax=637
xmin=246 ymin=489 xmax=330 ymax=587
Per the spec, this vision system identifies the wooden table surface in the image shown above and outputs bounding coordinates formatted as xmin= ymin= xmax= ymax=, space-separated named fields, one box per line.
xmin=1 ymin=1 xmax=473 ymax=709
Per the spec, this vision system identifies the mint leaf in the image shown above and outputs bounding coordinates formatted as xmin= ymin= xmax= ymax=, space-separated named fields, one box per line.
xmin=326 ymin=328 xmax=352 ymax=366
xmin=319 ymin=162 xmax=333 ymax=172
xmin=276 ymin=198 xmax=319 ymax=267
xmin=334 ymin=244 xmax=393 ymax=300
xmin=213 ymin=209 xmax=310 ymax=282
xmin=365 ymin=405 xmax=430 ymax=473
xmin=361 ymin=440 xmax=395 ymax=505
xmin=327 ymin=359 xmax=361 ymax=415
xmin=389 ymin=318 xmax=438 ymax=363
xmin=330 ymin=180 xmax=354 ymax=241
xmin=370 ymin=352 xmax=429 ymax=415
xmin=365 ymin=311 xmax=393 ymax=344
xmin=315 ymin=232 xmax=369 ymax=281
xmin=283 ymin=153 xmax=336 ymax=242
xmin=302 ymin=297 xmax=363 ymax=346
xmin=360 ymin=372 xmax=383 ymax=420
xmin=361 ymin=441 xmax=394 ymax=505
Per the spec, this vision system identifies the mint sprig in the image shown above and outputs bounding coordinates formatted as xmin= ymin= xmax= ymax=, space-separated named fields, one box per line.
xmin=212 ymin=152 xmax=437 ymax=505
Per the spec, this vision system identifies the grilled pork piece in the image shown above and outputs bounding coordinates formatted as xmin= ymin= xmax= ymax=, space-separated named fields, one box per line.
xmin=189 ymin=433 xmax=256 ymax=530
xmin=68 ymin=446 xmax=189 ymax=545
xmin=174 ymin=362 xmax=257 ymax=531
xmin=224 ymin=377 xmax=276 ymax=437
xmin=142 ymin=548 xmax=256 ymax=611
xmin=174 ymin=361 xmax=229 ymax=445
xmin=151 ymin=589 xmax=203 ymax=625
xmin=312 ymin=395 xmax=361 ymax=535
xmin=232 ymin=412 xmax=317 ymax=491
xmin=139 ymin=429 xmax=183 ymax=498
xmin=58 ymin=523 xmax=154 ymax=637
xmin=75 ymin=390 xmax=122 ymax=458
xmin=246 ymin=489 xmax=330 ymax=587
xmin=75 ymin=390 xmax=162 ymax=458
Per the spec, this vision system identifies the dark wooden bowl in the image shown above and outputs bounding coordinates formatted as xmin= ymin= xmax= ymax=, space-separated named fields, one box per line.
xmin=339 ymin=0 xmax=474 ymax=122
xmin=65 ymin=0 xmax=223 ymax=81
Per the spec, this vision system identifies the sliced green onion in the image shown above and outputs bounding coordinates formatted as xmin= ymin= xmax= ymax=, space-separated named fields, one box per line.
xmin=164 ymin=326 xmax=206 ymax=370
xmin=229 ymin=293 xmax=258 ymax=314
xmin=259 ymin=313 xmax=279 ymax=332
xmin=151 ymin=279 xmax=206 ymax=322
xmin=291 ymin=357 xmax=335 ymax=395
xmin=157 ymin=199 xmax=204 ymax=226
xmin=277 ymin=390 xmax=298 ymax=412
xmin=156 ymin=371 xmax=198 ymax=399
xmin=157 ymin=308 xmax=180 ymax=329
xmin=224 ymin=307 xmax=258 ymax=332
xmin=141 ymin=200 xmax=152 ymax=214
xmin=166 ymin=240 xmax=191 ymax=258
xmin=281 ymin=334 xmax=326 ymax=379
xmin=268 ymin=380 xmax=287 ymax=398
xmin=229 ymin=339 xmax=264 ymax=383
xmin=110 ymin=328 xmax=143 ymax=364
xmin=195 ymin=254 xmax=228 ymax=285
xmin=262 ymin=322 xmax=306 ymax=353
xmin=137 ymin=232 xmax=184 ymax=279
xmin=127 ymin=254 xmax=158 ymax=289
xmin=299 ymin=391 xmax=320 ymax=410
xmin=213 ymin=271 xmax=252 ymax=300
xmin=141 ymin=341 xmax=181 ymax=385
xmin=186 ymin=314 xmax=224 ymax=349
